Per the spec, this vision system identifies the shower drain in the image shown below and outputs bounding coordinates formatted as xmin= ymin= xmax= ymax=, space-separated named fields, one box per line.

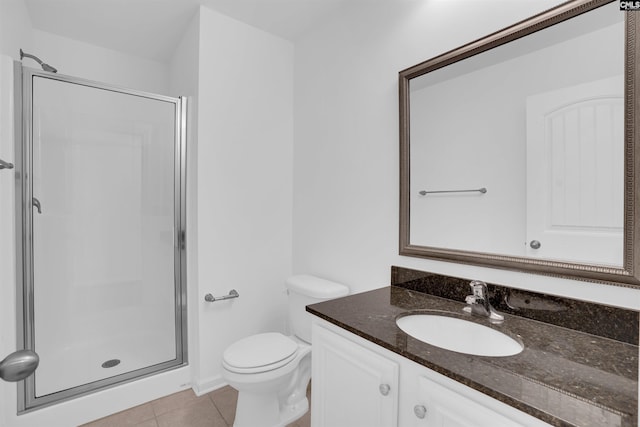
xmin=101 ymin=359 xmax=121 ymax=368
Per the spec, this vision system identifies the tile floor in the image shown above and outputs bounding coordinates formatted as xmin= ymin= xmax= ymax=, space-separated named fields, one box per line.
xmin=80 ymin=385 xmax=311 ymax=427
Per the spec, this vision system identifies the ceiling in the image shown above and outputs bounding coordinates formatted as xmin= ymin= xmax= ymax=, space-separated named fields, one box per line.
xmin=23 ymin=0 xmax=351 ymax=62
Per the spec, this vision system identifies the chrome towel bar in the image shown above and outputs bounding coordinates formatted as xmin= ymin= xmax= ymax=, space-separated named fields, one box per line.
xmin=419 ymin=187 xmax=487 ymax=195
xmin=205 ymin=289 xmax=239 ymax=302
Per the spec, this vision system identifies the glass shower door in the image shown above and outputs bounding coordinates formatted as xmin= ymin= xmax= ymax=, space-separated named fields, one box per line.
xmin=18 ymin=68 xmax=186 ymax=410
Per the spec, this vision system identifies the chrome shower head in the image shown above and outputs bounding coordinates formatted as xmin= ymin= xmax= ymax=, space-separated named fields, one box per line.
xmin=20 ymin=49 xmax=58 ymax=73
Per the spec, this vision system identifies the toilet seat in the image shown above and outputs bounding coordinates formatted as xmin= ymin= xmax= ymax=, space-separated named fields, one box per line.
xmin=223 ymin=332 xmax=299 ymax=374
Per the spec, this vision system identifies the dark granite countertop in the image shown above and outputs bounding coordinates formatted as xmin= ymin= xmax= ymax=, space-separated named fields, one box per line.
xmin=307 ymin=285 xmax=638 ymax=427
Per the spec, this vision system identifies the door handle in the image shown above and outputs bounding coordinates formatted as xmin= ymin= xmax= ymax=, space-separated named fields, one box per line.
xmin=32 ymin=197 xmax=42 ymax=214
xmin=529 ymin=240 xmax=541 ymax=249
xmin=0 ymin=350 xmax=39 ymax=382
xmin=0 ymin=158 xmax=14 ymax=170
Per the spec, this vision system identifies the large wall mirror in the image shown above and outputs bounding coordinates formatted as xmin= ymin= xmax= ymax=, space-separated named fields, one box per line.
xmin=399 ymin=0 xmax=640 ymax=287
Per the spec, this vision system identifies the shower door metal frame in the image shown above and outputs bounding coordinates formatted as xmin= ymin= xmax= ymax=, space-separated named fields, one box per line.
xmin=14 ymin=62 xmax=188 ymax=412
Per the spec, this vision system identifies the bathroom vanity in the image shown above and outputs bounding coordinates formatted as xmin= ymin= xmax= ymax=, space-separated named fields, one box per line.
xmin=307 ymin=268 xmax=638 ymax=427
xmin=311 ymin=320 xmax=550 ymax=427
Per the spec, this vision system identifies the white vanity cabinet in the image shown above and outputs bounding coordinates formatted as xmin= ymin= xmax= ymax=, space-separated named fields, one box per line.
xmin=311 ymin=322 xmax=399 ymax=427
xmin=411 ymin=375 xmax=531 ymax=427
xmin=311 ymin=319 xmax=553 ymax=427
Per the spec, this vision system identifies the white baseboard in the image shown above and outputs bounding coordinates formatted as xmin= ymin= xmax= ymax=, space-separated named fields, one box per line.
xmin=193 ymin=374 xmax=228 ymax=396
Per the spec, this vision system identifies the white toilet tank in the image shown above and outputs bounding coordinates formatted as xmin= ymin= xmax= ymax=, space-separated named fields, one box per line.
xmin=285 ymin=275 xmax=349 ymax=343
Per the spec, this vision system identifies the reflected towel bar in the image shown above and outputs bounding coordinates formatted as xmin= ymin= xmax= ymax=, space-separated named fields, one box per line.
xmin=205 ymin=289 xmax=239 ymax=302
xmin=419 ymin=187 xmax=487 ymax=195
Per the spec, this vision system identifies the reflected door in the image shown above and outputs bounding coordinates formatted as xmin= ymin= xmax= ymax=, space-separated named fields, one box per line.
xmin=526 ymin=76 xmax=624 ymax=266
xmin=21 ymin=70 xmax=186 ymax=409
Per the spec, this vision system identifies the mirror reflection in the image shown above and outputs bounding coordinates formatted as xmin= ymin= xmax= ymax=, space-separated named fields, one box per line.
xmin=408 ymin=1 xmax=624 ymax=267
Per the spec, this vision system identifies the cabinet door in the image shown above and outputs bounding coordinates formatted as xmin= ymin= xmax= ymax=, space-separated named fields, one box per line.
xmin=412 ymin=376 xmax=523 ymax=427
xmin=312 ymin=324 xmax=399 ymax=427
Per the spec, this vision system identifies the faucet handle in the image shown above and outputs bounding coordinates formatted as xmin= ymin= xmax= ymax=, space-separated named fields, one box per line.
xmin=466 ymin=281 xmax=486 ymax=305
xmin=469 ymin=280 xmax=487 ymax=298
xmin=467 ymin=280 xmax=504 ymax=322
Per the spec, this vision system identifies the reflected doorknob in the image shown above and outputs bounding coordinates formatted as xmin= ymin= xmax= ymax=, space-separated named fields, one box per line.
xmin=529 ymin=240 xmax=541 ymax=249
xmin=0 ymin=350 xmax=39 ymax=382
xmin=379 ymin=383 xmax=391 ymax=396
xmin=414 ymin=404 xmax=427 ymax=419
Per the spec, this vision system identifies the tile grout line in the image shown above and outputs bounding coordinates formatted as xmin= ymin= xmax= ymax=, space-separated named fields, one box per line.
xmin=208 ymin=393 xmax=232 ymax=427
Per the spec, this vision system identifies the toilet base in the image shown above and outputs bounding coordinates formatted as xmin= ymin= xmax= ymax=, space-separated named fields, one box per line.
xmin=224 ymin=338 xmax=312 ymax=427
xmin=281 ymin=396 xmax=309 ymax=426
xmin=232 ymin=391 xmax=308 ymax=427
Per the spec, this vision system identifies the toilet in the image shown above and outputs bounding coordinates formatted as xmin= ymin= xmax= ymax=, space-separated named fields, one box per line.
xmin=222 ymin=275 xmax=349 ymax=427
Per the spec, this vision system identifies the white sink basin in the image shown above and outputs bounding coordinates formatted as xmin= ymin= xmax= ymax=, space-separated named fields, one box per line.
xmin=396 ymin=314 xmax=523 ymax=357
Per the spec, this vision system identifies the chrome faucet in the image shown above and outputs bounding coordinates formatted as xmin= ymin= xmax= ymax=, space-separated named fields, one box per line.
xmin=463 ymin=280 xmax=504 ymax=322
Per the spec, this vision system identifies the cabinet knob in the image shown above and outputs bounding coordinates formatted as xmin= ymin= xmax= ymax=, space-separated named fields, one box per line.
xmin=379 ymin=383 xmax=391 ymax=396
xmin=414 ymin=404 xmax=427 ymax=419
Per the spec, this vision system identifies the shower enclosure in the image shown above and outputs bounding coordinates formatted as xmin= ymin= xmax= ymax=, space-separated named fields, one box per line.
xmin=14 ymin=62 xmax=187 ymax=411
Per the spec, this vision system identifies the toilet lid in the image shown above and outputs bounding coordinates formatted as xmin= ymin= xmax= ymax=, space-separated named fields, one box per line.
xmin=223 ymin=332 xmax=298 ymax=373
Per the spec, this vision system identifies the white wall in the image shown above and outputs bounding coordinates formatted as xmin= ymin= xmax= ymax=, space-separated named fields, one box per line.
xmin=0 ymin=54 xmax=18 ymax=427
xmin=32 ymin=29 xmax=169 ymax=94
xmin=0 ymin=0 xmax=168 ymax=93
xmin=0 ymin=0 xmax=33 ymax=58
xmin=193 ymin=6 xmax=294 ymax=393
xmin=292 ymin=0 xmax=640 ymax=310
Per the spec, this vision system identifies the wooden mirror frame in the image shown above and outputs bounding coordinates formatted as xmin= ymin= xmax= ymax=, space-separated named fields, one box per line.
xmin=399 ymin=0 xmax=640 ymax=288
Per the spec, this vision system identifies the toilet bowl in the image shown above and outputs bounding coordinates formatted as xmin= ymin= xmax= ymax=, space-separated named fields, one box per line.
xmin=221 ymin=275 xmax=349 ymax=427
xmin=223 ymin=333 xmax=311 ymax=427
